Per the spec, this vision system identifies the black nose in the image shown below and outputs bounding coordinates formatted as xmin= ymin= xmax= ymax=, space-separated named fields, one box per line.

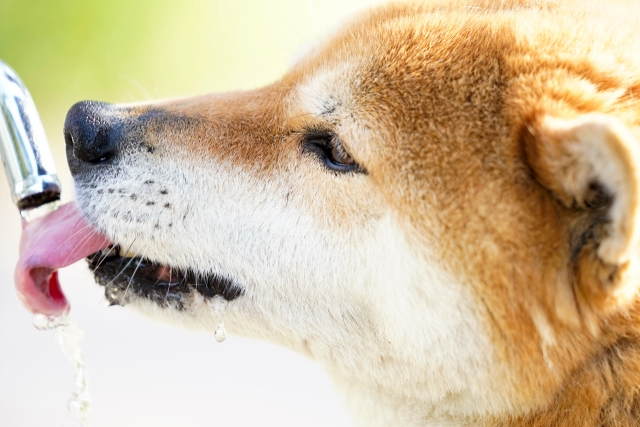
xmin=64 ymin=101 xmax=117 ymax=164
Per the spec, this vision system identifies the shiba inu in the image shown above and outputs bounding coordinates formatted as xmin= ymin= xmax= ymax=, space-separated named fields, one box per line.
xmin=15 ymin=0 xmax=640 ymax=425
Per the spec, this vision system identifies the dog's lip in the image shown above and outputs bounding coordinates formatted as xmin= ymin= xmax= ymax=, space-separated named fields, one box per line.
xmin=87 ymin=247 xmax=243 ymax=305
xmin=15 ymin=202 xmax=111 ymax=316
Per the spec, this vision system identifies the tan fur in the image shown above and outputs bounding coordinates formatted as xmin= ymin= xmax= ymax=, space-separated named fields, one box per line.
xmin=74 ymin=1 xmax=640 ymax=425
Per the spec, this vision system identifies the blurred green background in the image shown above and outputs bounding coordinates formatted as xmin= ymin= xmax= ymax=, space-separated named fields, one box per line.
xmin=0 ymin=0 xmax=383 ymax=189
xmin=0 ymin=0 xmax=369 ymax=186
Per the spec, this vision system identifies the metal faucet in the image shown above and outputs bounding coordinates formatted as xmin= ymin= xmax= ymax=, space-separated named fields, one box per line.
xmin=0 ymin=59 xmax=61 ymax=218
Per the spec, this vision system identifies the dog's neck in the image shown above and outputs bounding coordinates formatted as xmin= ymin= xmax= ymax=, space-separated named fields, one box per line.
xmin=333 ymin=334 xmax=640 ymax=427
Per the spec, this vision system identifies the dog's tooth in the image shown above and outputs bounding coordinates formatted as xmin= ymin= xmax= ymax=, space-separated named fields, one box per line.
xmin=119 ymin=247 xmax=137 ymax=258
xmin=102 ymin=246 xmax=118 ymax=259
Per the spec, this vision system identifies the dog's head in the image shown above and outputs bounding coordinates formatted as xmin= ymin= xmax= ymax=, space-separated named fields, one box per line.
xmin=56 ymin=0 xmax=640 ymax=424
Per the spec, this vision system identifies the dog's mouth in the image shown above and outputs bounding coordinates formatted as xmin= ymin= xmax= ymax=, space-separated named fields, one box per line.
xmin=14 ymin=202 xmax=242 ymax=316
xmin=87 ymin=245 xmax=242 ymax=310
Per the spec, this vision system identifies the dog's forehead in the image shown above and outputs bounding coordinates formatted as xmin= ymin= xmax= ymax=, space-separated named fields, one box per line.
xmin=287 ymin=6 xmax=512 ymax=174
xmin=294 ymin=66 xmax=353 ymax=118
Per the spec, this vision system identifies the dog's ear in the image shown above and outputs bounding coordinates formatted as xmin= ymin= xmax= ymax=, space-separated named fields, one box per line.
xmin=524 ymin=114 xmax=640 ymax=318
xmin=526 ymin=114 xmax=640 ymax=264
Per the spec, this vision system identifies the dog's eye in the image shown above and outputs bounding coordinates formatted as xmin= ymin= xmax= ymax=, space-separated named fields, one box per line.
xmin=329 ymin=142 xmax=356 ymax=167
xmin=303 ymin=133 xmax=365 ymax=173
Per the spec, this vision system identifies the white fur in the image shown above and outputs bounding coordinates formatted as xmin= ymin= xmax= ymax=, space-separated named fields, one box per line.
xmin=74 ymin=33 xmax=513 ymax=426
xmin=76 ymin=133 xmax=507 ymax=425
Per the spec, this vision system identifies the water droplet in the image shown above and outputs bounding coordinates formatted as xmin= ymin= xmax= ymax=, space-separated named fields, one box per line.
xmin=33 ymin=314 xmax=69 ymax=330
xmin=214 ymin=325 xmax=226 ymax=342
xmin=105 ymin=283 xmax=126 ymax=306
xmin=211 ymin=295 xmax=228 ymax=343
xmin=32 ymin=313 xmax=55 ymax=330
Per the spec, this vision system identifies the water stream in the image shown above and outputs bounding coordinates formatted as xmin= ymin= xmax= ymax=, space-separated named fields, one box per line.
xmin=33 ymin=314 xmax=91 ymax=427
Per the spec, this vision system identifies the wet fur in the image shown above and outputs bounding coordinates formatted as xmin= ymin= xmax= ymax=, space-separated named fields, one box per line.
xmin=71 ymin=1 xmax=640 ymax=426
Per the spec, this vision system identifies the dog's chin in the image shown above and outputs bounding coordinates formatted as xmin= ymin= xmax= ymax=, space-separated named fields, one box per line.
xmin=86 ymin=245 xmax=243 ymax=310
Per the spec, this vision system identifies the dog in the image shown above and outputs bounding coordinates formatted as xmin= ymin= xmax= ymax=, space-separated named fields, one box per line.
xmin=15 ymin=0 xmax=640 ymax=425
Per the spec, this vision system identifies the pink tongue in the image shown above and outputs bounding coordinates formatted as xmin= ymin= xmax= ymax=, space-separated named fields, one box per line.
xmin=15 ymin=202 xmax=111 ymax=316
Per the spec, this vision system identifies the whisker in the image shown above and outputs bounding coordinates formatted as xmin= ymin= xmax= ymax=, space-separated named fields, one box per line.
xmin=60 ymin=228 xmax=99 ymax=266
xmin=164 ymin=268 xmax=173 ymax=300
xmin=92 ymin=240 xmax=118 ymax=273
xmin=104 ymin=247 xmax=138 ymax=289
xmin=56 ymin=223 xmax=93 ymax=250
xmin=122 ymin=257 xmax=144 ymax=302
xmin=152 ymin=269 xmax=163 ymax=287
xmin=72 ymin=217 xmax=85 ymax=232
xmin=116 ymin=239 xmax=138 ymax=271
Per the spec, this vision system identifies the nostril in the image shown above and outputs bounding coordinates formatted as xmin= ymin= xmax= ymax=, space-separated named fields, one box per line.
xmin=64 ymin=130 xmax=73 ymax=148
xmin=64 ymin=101 xmax=118 ymax=165
xmin=82 ymin=126 xmax=116 ymax=164
xmin=88 ymin=151 xmax=116 ymax=165
xmin=70 ymin=124 xmax=114 ymax=163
